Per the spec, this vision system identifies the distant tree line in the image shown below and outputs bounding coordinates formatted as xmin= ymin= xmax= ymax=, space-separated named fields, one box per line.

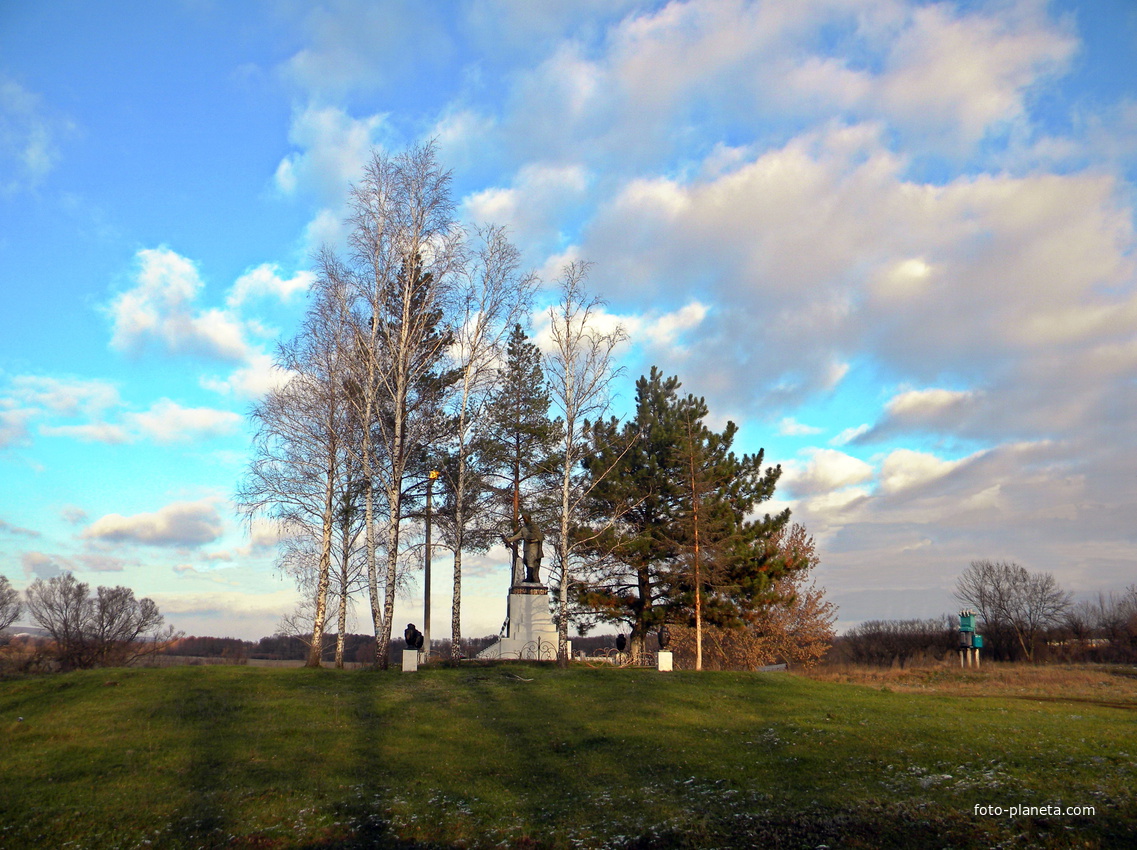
xmin=825 ymin=560 xmax=1137 ymax=667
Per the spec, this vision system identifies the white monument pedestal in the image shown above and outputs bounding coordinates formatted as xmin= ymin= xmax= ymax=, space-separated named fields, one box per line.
xmin=478 ymin=583 xmax=563 ymax=660
xmin=402 ymin=648 xmax=419 ymax=672
xmin=657 ymin=650 xmax=673 ymax=672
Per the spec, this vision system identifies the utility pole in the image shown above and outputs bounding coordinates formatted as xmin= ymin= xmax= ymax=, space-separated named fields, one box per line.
xmin=424 ymin=469 xmax=439 ymax=658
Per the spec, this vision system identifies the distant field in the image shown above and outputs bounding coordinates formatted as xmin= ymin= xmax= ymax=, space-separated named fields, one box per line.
xmin=1 ymin=663 xmax=1134 ymax=848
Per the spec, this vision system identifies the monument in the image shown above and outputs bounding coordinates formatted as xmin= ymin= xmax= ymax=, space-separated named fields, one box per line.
xmin=477 ymin=514 xmax=563 ymax=660
xmin=402 ymin=623 xmax=425 ymax=672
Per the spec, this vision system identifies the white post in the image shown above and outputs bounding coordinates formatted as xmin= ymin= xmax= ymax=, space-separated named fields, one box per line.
xmin=658 ymin=650 xmax=673 ymax=672
xmin=402 ymin=648 xmax=419 ymax=672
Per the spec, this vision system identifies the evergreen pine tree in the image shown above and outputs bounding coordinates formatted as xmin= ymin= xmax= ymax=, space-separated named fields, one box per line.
xmin=476 ymin=324 xmax=561 ymax=583
xmin=579 ymin=368 xmax=792 ymax=664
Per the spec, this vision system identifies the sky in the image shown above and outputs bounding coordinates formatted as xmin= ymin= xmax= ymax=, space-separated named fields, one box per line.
xmin=1 ymin=0 xmax=1135 ymax=642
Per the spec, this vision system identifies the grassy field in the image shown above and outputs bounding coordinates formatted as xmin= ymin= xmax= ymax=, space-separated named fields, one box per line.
xmin=1 ymin=663 xmax=1134 ymax=849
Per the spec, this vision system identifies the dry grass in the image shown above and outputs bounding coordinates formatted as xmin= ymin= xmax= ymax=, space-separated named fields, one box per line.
xmin=802 ymin=661 xmax=1137 ymax=707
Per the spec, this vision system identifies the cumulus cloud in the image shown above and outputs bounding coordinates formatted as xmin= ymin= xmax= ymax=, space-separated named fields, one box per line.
xmin=123 ymin=399 xmax=241 ymax=444
xmin=108 ymin=247 xmax=252 ymax=361
xmin=778 ymin=417 xmax=823 ymax=437
xmin=877 ymin=448 xmax=968 ymax=495
xmin=7 ymin=376 xmax=120 ymax=418
xmin=873 ymin=1 xmax=1076 ymax=147
xmin=462 ymin=162 xmax=591 ymax=258
xmin=226 ymin=264 xmax=315 ymax=308
xmin=23 ymin=392 xmax=241 ymax=447
xmin=783 ymin=448 xmax=874 ymax=497
xmin=274 ymin=104 xmax=388 ymax=203
xmin=1 ymin=376 xmax=123 ymax=448
xmin=83 ymin=500 xmax=224 ymax=548
xmin=200 ymin=352 xmax=292 ymax=400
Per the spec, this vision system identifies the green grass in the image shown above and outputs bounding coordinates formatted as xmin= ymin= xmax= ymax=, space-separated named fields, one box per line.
xmin=1 ymin=664 xmax=1134 ymax=848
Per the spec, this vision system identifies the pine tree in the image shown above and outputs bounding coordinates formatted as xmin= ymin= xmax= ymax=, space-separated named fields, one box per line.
xmin=579 ymin=368 xmax=793 ymax=667
xmin=476 ymin=323 xmax=561 ymax=584
xmin=578 ymin=369 xmax=686 ymax=659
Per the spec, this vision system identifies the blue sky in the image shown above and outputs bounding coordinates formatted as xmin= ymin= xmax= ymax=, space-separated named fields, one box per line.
xmin=2 ymin=0 xmax=1135 ymax=641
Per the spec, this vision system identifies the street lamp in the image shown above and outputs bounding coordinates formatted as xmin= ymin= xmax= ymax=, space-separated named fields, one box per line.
xmin=424 ymin=469 xmax=440 ymax=658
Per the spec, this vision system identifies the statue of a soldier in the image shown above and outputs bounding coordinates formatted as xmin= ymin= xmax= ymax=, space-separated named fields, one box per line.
xmin=503 ymin=512 xmax=544 ymax=584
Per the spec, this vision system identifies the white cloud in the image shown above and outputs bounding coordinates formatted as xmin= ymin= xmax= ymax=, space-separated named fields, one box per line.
xmin=109 ymin=247 xmax=252 ymax=362
xmin=83 ymin=500 xmax=224 ymax=548
xmin=877 ymin=448 xmax=966 ymax=495
xmin=783 ymin=448 xmax=874 ymax=496
xmin=17 ymin=387 xmax=241 ymax=447
xmin=462 ymin=162 xmax=590 ymax=256
xmin=201 ymin=351 xmax=292 ymax=400
xmin=886 ymin=387 xmax=978 ymax=420
xmin=778 ymin=417 xmax=823 ymax=437
xmin=0 ymin=407 xmax=35 ymax=448
xmin=831 ymin=424 xmax=870 ymax=446
xmin=274 ymin=104 xmax=388 ymax=203
xmin=123 ymin=399 xmax=241 ymax=445
xmin=7 ymin=376 xmax=120 ymax=418
xmin=875 ymin=1 xmax=1076 ymax=146
xmin=227 ymin=264 xmax=314 ymax=308
xmin=1 ymin=375 xmax=123 ymax=447
xmin=639 ymin=301 xmax=710 ymax=349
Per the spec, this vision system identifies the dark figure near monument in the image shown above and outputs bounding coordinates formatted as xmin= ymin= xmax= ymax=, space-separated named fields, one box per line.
xmin=616 ymin=634 xmax=627 ymax=653
xmin=503 ymin=512 xmax=545 ymax=584
xmin=657 ymin=624 xmax=671 ymax=650
xmin=404 ymin=623 xmax=424 ymax=650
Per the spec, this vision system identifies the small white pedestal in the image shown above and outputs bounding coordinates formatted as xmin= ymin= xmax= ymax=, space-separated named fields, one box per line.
xmin=402 ymin=648 xmax=419 ymax=672
xmin=657 ymin=650 xmax=673 ymax=672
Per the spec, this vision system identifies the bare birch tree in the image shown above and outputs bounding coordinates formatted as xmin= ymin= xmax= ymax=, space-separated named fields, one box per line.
xmin=544 ymin=262 xmax=626 ymax=664
xmin=238 ymin=273 xmax=355 ymax=667
xmin=341 ymin=142 xmax=464 ymax=667
xmin=438 ymin=225 xmax=535 ymax=656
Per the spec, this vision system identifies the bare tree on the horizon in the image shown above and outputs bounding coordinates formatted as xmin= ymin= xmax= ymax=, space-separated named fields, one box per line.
xmin=955 ymin=559 xmax=1072 ymax=662
xmin=0 ymin=574 xmax=21 ymax=637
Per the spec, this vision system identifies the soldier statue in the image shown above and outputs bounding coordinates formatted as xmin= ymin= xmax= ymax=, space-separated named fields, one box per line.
xmin=503 ymin=513 xmax=545 ymax=584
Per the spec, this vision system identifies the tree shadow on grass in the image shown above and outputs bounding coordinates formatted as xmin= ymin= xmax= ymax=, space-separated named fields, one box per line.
xmin=159 ymin=671 xmax=242 ymax=847
xmin=289 ymin=668 xmax=466 ymax=850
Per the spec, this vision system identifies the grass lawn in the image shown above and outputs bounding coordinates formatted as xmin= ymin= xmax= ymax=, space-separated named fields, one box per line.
xmin=1 ymin=663 xmax=1134 ymax=848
